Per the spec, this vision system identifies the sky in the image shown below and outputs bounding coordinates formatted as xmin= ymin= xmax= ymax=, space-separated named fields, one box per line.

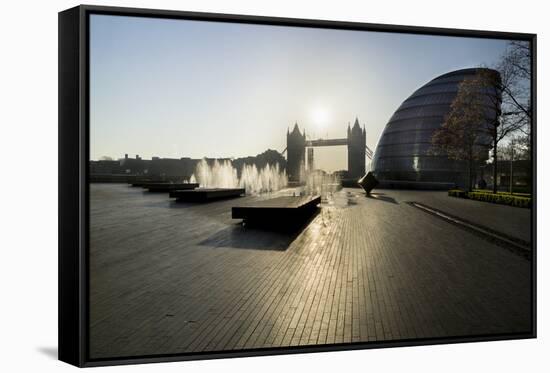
xmin=90 ymin=14 xmax=511 ymax=172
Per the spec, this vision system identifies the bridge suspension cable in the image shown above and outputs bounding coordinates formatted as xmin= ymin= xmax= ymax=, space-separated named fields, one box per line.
xmin=365 ymin=145 xmax=373 ymax=160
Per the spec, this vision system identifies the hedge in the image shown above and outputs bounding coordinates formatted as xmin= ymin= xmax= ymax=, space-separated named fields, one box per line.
xmin=448 ymin=189 xmax=532 ymax=208
xmin=468 ymin=191 xmax=532 ymax=208
xmin=448 ymin=189 xmax=467 ymax=198
xmin=472 ymin=189 xmax=531 ymax=197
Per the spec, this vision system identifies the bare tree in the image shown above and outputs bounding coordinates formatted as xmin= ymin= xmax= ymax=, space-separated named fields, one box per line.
xmin=430 ymin=41 xmax=531 ymax=193
xmin=498 ymin=135 xmax=530 ymax=162
xmin=477 ymin=41 xmax=532 ymax=192
xmin=500 ymin=41 xmax=532 ymax=125
xmin=498 ymin=134 xmax=531 ymax=194
xmin=513 ymin=134 xmax=531 ymax=161
xmin=431 ymin=77 xmax=491 ymax=191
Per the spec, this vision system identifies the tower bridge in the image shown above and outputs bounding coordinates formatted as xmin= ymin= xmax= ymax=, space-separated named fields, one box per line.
xmin=306 ymin=138 xmax=348 ymax=147
xmin=285 ymin=117 xmax=372 ymax=182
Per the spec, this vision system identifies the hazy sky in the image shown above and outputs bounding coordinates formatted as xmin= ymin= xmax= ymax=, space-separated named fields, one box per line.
xmin=90 ymin=14 xmax=510 ymax=171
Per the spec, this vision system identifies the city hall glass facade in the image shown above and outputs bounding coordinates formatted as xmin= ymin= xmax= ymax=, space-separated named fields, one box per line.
xmin=372 ymin=68 xmax=499 ymax=187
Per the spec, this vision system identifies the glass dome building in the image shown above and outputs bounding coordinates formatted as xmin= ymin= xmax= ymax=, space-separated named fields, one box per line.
xmin=371 ymin=68 xmax=500 ymax=189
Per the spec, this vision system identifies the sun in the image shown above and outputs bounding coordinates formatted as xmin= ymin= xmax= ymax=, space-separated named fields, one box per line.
xmin=309 ymin=106 xmax=330 ymax=132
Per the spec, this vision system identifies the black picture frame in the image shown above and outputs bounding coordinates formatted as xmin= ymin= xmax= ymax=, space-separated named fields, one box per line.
xmin=59 ymin=4 xmax=537 ymax=367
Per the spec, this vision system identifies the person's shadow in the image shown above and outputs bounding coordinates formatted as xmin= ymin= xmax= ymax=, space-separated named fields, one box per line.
xmin=37 ymin=346 xmax=57 ymax=360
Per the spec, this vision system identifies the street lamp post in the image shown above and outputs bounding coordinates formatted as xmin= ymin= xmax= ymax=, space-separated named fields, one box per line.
xmin=509 ymin=139 xmax=514 ymax=195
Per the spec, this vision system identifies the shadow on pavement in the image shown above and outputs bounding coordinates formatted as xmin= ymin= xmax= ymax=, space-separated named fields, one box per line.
xmin=367 ymin=192 xmax=399 ymax=204
xmin=199 ymin=210 xmax=319 ymax=251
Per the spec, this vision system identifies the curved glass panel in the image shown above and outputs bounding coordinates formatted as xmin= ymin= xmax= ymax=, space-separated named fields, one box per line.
xmin=372 ymin=68 xmax=500 ymax=187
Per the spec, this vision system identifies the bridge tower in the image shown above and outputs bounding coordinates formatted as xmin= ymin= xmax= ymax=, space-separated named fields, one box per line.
xmin=347 ymin=117 xmax=366 ymax=180
xmin=287 ymin=123 xmax=306 ymax=182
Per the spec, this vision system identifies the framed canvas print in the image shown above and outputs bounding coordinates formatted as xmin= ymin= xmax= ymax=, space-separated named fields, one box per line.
xmin=58 ymin=4 xmax=536 ymax=367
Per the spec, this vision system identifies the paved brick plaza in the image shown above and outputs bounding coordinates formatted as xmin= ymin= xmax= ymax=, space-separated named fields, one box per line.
xmin=89 ymin=184 xmax=532 ymax=359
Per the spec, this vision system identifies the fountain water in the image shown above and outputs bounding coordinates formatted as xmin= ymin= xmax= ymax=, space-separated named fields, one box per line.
xmin=302 ymin=168 xmax=342 ymax=199
xmin=189 ymin=158 xmax=341 ymax=199
xmin=239 ymin=163 xmax=288 ymax=195
xmin=191 ymin=159 xmax=238 ymax=188
xmin=189 ymin=159 xmax=288 ymax=195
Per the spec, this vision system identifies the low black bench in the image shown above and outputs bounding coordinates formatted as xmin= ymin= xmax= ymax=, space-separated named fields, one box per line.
xmin=143 ymin=183 xmax=199 ymax=192
xmin=169 ymin=188 xmax=245 ymax=202
xmin=232 ymin=195 xmax=321 ymax=227
xmin=130 ymin=179 xmax=156 ymax=187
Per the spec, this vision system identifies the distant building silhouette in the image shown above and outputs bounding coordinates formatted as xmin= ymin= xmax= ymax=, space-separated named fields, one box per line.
xmin=90 ymin=150 xmax=287 ymax=182
xmin=120 ymin=154 xmax=146 ymax=174
xmin=347 ymin=118 xmax=367 ymax=179
xmin=89 ymin=160 xmax=124 ymax=175
xmin=286 ymin=123 xmax=306 ymax=182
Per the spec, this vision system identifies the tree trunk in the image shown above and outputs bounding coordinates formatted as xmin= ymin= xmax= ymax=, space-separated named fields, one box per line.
xmin=467 ymin=159 xmax=473 ymax=192
xmin=480 ymin=164 xmax=485 ymax=189
xmin=510 ymin=158 xmax=513 ymax=194
xmin=466 ymin=146 xmax=473 ymax=192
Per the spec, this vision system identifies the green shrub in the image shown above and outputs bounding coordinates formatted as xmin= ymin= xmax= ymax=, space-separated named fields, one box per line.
xmin=472 ymin=189 xmax=531 ymax=197
xmin=448 ymin=189 xmax=531 ymax=208
xmin=448 ymin=189 xmax=467 ymax=198
xmin=467 ymin=191 xmax=532 ymax=208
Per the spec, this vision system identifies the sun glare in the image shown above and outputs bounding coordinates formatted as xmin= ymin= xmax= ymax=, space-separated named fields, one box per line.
xmin=310 ymin=106 xmax=330 ymax=132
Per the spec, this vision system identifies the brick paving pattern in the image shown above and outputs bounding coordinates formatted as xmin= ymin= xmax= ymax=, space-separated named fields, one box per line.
xmin=89 ymin=184 xmax=532 ymax=358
